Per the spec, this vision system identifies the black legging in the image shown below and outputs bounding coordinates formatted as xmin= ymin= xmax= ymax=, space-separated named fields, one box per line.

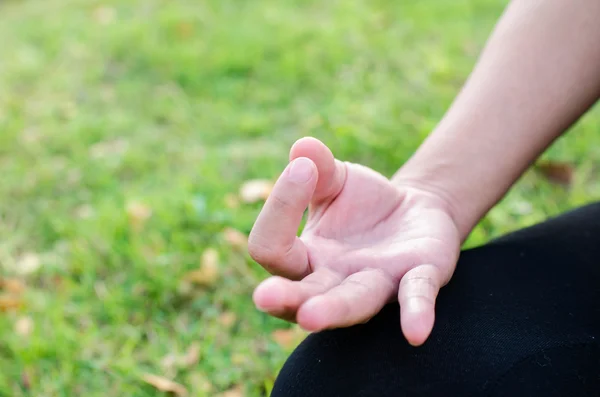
xmin=271 ymin=202 xmax=600 ymax=396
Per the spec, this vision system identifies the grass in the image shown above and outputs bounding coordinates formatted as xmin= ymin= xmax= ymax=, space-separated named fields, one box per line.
xmin=0 ymin=0 xmax=599 ymax=395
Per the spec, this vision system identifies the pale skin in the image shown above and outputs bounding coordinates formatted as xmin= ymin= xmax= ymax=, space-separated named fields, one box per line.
xmin=248 ymin=0 xmax=600 ymax=346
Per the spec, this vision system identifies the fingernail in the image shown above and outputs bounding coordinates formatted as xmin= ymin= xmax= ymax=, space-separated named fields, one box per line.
xmin=288 ymin=157 xmax=314 ymax=183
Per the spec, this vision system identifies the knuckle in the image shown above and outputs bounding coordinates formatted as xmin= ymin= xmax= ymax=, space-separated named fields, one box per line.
xmin=401 ymin=275 xmax=438 ymax=289
xmin=270 ymin=193 xmax=294 ymax=211
xmin=247 ymin=239 xmax=279 ymax=265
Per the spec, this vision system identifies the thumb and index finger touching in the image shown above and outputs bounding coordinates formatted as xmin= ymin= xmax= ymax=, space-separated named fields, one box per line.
xmin=248 ymin=137 xmax=346 ymax=280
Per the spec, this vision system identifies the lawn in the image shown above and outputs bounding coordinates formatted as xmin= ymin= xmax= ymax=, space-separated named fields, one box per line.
xmin=1 ymin=0 xmax=599 ymax=395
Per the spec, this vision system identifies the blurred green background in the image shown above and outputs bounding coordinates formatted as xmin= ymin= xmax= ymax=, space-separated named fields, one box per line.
xmin=1 ymin=0 xmax=599 ymax=395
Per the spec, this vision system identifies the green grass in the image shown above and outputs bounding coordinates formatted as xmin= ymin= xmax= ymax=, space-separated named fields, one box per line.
xmin=0 ymin=0 xmax=599 ymax=395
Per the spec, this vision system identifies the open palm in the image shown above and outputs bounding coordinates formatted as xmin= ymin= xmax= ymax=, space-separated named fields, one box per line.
xmin=249 ymin=137 xmax=461 ymax=345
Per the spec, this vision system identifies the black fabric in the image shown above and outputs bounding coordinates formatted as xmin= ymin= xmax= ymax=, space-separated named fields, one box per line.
xmin=271 ymin=202 xmax=600 ymax=397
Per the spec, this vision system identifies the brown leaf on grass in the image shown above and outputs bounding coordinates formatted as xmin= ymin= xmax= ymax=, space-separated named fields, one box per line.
xmin=536 ymin=161 xmax=575 ymax=186
xmin=180 ymin=342 xmax=201 ymax=367
xmin=15 ymin=316 xmax=34 ymax=336
xmin=177 ymin=22 xmax=194 ymax=38
xmin=93 ymin=6 xmax=116 ymax=25
xmin=75 ymin=204 xmax=95 ymax=219
xmin=0 ymin=278 xmax=25 ymax=294
xmin=16 ymin=253 xmax=41 ymax=275
xmin=222 ymin=228 xmax=248 ymax=251
xmin=224 ymin=193 xmax=240 ymax=209
xmin=0 ymin=295 xmax=22 ymax=312
xmin=184 ymin=248 xmax=219 ymax=286
xmin=218 ymin=385 xmax=244 ymax=397
xmin=141 ymin=374 xmax=188 ymax=396
xmin=218 ymin=312 xmax=237 ymax=329
xmin=21 ymin=368 xmax=33 ymax=390
xmin=271 ymin=327 xmax=307 ymax=350
xmin=239 ymin=179 xmax=274 ymax=203
xmin=126 ymin=201 xmax=152 ymax=230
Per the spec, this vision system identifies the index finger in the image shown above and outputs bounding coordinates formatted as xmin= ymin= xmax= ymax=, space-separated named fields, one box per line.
xmin=248 ymin=157 xmax=317 ymax=279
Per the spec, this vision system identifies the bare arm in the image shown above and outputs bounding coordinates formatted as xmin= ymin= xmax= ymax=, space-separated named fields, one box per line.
xmin=393 ymin=0 xmax=600 ymax=240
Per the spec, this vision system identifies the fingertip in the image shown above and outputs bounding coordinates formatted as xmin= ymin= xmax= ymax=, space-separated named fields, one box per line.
xmin=253 ymin=277 xmax=288 ymax=311
xmin=400 ymin=301 xmax=435 ymax=347
xmin=290 ymin=137 xmax=330 ymax=160
xmin=296 ymin=296 xmax=329 ymax=332
xmin=286 ymin=157 xmax=317 ymax=184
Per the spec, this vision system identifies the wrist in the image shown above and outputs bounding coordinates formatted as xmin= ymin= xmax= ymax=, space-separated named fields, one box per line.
xmin=392 ymin=169 xmax=482 ymax=243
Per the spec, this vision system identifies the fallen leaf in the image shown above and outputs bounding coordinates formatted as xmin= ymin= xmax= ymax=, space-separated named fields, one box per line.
xmin=16 ymin=253 xmax=41 ymax=275
xmin=271 ymin=327 xmax=306 ymax=350
xmin=0 ymin=295 xmax=22 ymax=312
xmin=0 ymin=278 xmax=25 ymax=294
xmin=224 ymin=193 xmax=240 ymax=209
xmin=15 ymin=316 xmax=34 ymax=336
xmin=177 ymin=22 xmax=194 ymax=38
xmin=536 ymin=161 xmax=574 ymax=186
xmin=218 ymin=385 xmax=244 ymax=397
xmin=21 ymin=368 xmax=33 ymax=390
xmin=218 ymin=312 xmax=236 ymax=328
xmin=222 ymin=228 xmax=248 ymax=251
xmin=141 ymin=374 xmax=188 ymax=397
xmin=93 ymin=6 xmax=116 ymax=25
xmin=239 ymin=179 xmax=274 ymax=203
xmin=75 ymin=204 xmax=95 ymax=219
xmin=184 ymin=248 xmax=219 ymax=286
xmin=180 ymin=342 xmax=201 ymax=367
xmin=127 ymin=201 xmax=152 ymax=230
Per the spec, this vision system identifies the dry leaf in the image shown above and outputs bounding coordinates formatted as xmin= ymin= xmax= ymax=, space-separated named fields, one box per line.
xmin=141 ymin=374 xmax=188 ymax=397
xmin=127 ymin=201 xmax=152 ymax=230
xmin=181 ymin=342 xmax=201 ymax=367
xmin=536 ymin=161 xmax=574 ymax=186
xmin=0 ymin=295 xmax=22 ymax=312
xmin=21 ymin=368 xmax=33 ymax=390
xmin=0 ymin=278 xmax=26 ymax=294
xmin=271 ymin=327 xmax=306 ymax=350
xmin=184 ymin=248 xmax=219 ymax=286
xmin=218 ymin=312 xmax=236 ymax=328
xmin=239 ymin=179 xmax=274 ymax=203
xmin=224 ymin=194 xmax=240 ymax=209
xmin=218 ymin=385 xmax=244 ymax=397
xmin=223 ymin=228 xmax=248 ymax=251
xmin=177 ymin=22 xmax=194 ymax=38
xmin=15 ymin=316 xmax=34 ymax=336
xmin=16 ymin=253 xmax=41 ymax=275
xmin=93 ymin=6 xmax=116 ymax=25
xmin=75 ymin=204 xmax=95 ymax=219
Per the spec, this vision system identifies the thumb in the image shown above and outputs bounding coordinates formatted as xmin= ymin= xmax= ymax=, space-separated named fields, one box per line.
xmin=290 ymin=137 xmax=346 ymax=204
xmin=398 ymin=264 xmax=443 ymax=346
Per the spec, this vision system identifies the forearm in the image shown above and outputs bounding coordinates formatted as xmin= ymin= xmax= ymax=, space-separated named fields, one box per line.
xmin=393 ymin=0 xmax=600 ymax=240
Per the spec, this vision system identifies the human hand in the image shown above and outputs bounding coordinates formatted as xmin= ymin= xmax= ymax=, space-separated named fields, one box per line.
xmin=248 ymin=137 xmax=461 ymax=346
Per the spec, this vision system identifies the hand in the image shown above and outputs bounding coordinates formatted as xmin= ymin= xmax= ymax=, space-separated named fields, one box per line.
xmin=248 ymin=137 xmax=461 ymax=346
